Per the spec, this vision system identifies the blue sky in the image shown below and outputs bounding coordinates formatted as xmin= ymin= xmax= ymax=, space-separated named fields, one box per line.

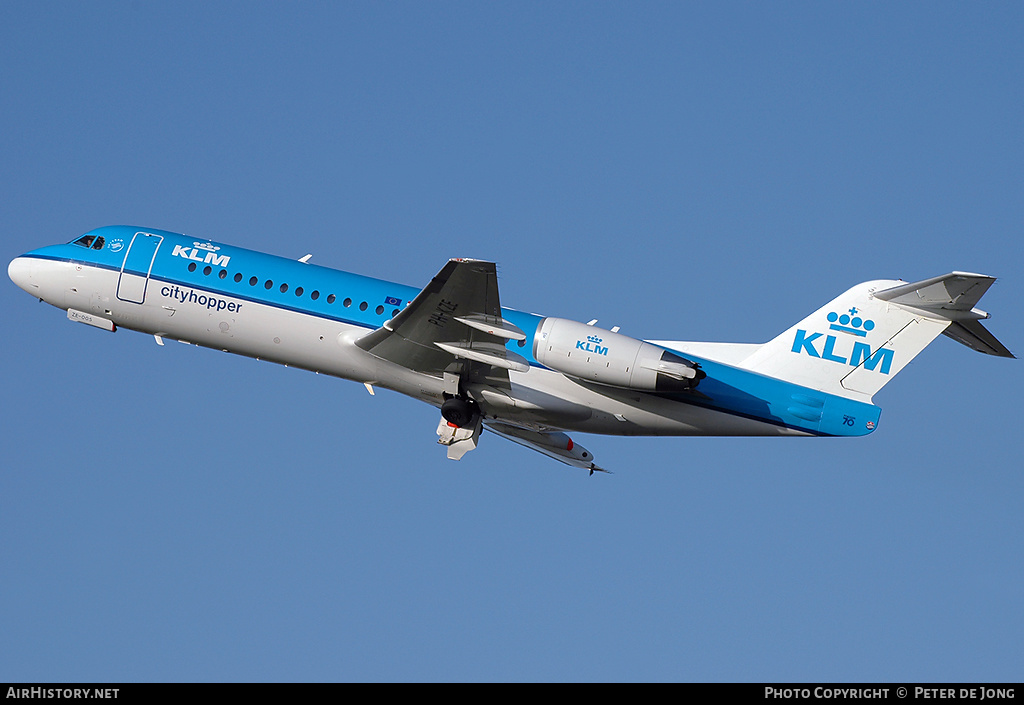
xmin=2 ymin=2 xmax=1022 ymax=682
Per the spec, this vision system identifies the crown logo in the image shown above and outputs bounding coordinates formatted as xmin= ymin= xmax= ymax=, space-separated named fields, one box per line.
xmin=827 ymin=307 xmax=874 ymax=337
xmin=587 ymin=335 xmax=603 ymax=344
xmin=193 ymin=241 xmax=220 ymax=252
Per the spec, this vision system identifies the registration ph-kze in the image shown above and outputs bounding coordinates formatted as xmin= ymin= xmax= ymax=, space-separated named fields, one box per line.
xmin=916 ymin=689 xmax=1014 ymax=700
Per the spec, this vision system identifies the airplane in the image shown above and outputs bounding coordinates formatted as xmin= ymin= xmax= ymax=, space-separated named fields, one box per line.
xmin=9 ymin=226 xmax=1014 ymax=474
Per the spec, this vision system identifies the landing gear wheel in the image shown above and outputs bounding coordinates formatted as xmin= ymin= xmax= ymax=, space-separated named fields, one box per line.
xmin=441 ymin=397 xmax=479 ymax=428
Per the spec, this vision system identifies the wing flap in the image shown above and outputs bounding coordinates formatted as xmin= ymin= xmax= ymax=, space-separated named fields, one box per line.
xmin=454 ymin=314 xmax=526 ymax=340
xmin=356 ymin=258 xmax=529 ymax=379
xmin=435 ymin=341 xmax=530 ymax=372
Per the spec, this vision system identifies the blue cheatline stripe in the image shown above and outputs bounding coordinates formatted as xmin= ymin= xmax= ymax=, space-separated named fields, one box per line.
xmin=25 ymin=252 xmax=412 ymax=331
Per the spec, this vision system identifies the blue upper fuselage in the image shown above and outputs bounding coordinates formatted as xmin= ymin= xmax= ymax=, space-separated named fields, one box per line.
xmin=22 ymin=225 xmax=543 ymax=355
xmin=16 ymin=225 xmax=880 ymax=437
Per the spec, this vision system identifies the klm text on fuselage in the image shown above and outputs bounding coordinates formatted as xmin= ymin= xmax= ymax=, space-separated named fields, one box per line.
xmin=792 ymin=330 xmax=894 ymax=374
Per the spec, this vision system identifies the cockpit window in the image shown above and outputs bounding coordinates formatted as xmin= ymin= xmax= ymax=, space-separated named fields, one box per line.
xmin=71 ymin=235 xmax=105 ymax=250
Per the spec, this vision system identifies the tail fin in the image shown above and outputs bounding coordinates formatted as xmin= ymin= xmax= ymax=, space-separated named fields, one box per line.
xmin=739 ymin=272 xmax=1013 ymax=401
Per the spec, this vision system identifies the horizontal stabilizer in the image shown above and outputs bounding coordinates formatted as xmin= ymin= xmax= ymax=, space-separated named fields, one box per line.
xmin=874 ymin=271 xmax=994 ymax=313
xmin=875 ymin=272 xmax=1014 ymax=358
xmin=941 ymin=318 xmax=1014 ymax=358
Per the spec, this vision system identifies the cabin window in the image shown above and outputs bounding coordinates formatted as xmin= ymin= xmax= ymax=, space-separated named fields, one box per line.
xmin=234 ymin=273 xmax=242 ymax=283
xmin=375 ymin=305 xmax=384 ymax=315
xmin=219 ymin=270 xmax=228 ymax=279
xmin=392 ymin=308 xmax=400 ymax=317
xmin=327 ymin=294 xmax=336 ymax=304
xmin=359 ymin=301 xmax=368 ymax=311
xmin=295 ymin=287 xmax=304 ymax=297
xmin=188 ymin=262 xmax=197 ymax=272
xmin=280 ymin=283 xmax=289 ymax=293
xmin=203 ymin=266 xmax=212 ymax=276
xmin=249 ymin=276 xmax=258 ymax=286
xmin=311 ymin=290 xmax=320 ymax=301
xmin=343 ymin=298 xmax=352 ymax=307
xmin=264 ymin=279 xmax=273 ymax=290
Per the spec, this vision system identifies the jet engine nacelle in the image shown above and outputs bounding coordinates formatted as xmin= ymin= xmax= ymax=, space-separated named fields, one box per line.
xmin=534 ymin=318 xmax=705 ymax=392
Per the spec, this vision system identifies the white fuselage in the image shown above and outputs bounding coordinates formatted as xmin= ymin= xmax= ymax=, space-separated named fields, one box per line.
xmin=10 ymin=249 xmax=805 ymax=440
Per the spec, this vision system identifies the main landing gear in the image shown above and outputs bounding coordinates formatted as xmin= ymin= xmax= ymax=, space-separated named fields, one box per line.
xmin=440 ymin=396 xmax=479 ymax=428
xmin=437 ymin=395 xmax=483 ymax=460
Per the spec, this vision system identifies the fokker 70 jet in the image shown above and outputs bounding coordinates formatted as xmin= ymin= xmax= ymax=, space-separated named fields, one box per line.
xmin=9 ymin=226 xmax=1013 ymax=473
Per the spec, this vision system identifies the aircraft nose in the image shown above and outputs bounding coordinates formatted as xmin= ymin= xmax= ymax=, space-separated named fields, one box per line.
xmin=8 ymin=256 xmax=37 ymax=295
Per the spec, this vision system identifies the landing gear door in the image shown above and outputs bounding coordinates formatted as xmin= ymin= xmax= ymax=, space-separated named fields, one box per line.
xmin=117 ymin=232 xmax=163 ymax=304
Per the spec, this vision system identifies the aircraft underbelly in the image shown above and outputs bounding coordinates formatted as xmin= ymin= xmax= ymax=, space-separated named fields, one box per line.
xmin=500 ymin=371 xmax=810 ymax=437
xmin=60 ymin=266 xmax=441 ymax=402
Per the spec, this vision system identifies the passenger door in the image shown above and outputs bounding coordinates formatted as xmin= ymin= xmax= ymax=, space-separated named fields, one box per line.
xmin=116 ymin=232 xmax=163 ymax=304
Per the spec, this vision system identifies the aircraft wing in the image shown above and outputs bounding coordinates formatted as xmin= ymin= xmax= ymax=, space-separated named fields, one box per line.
xmin=355 ymin=259 xmax=530 ymax=385
xmin=485 ymin=422 xmax=608 ymax=474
